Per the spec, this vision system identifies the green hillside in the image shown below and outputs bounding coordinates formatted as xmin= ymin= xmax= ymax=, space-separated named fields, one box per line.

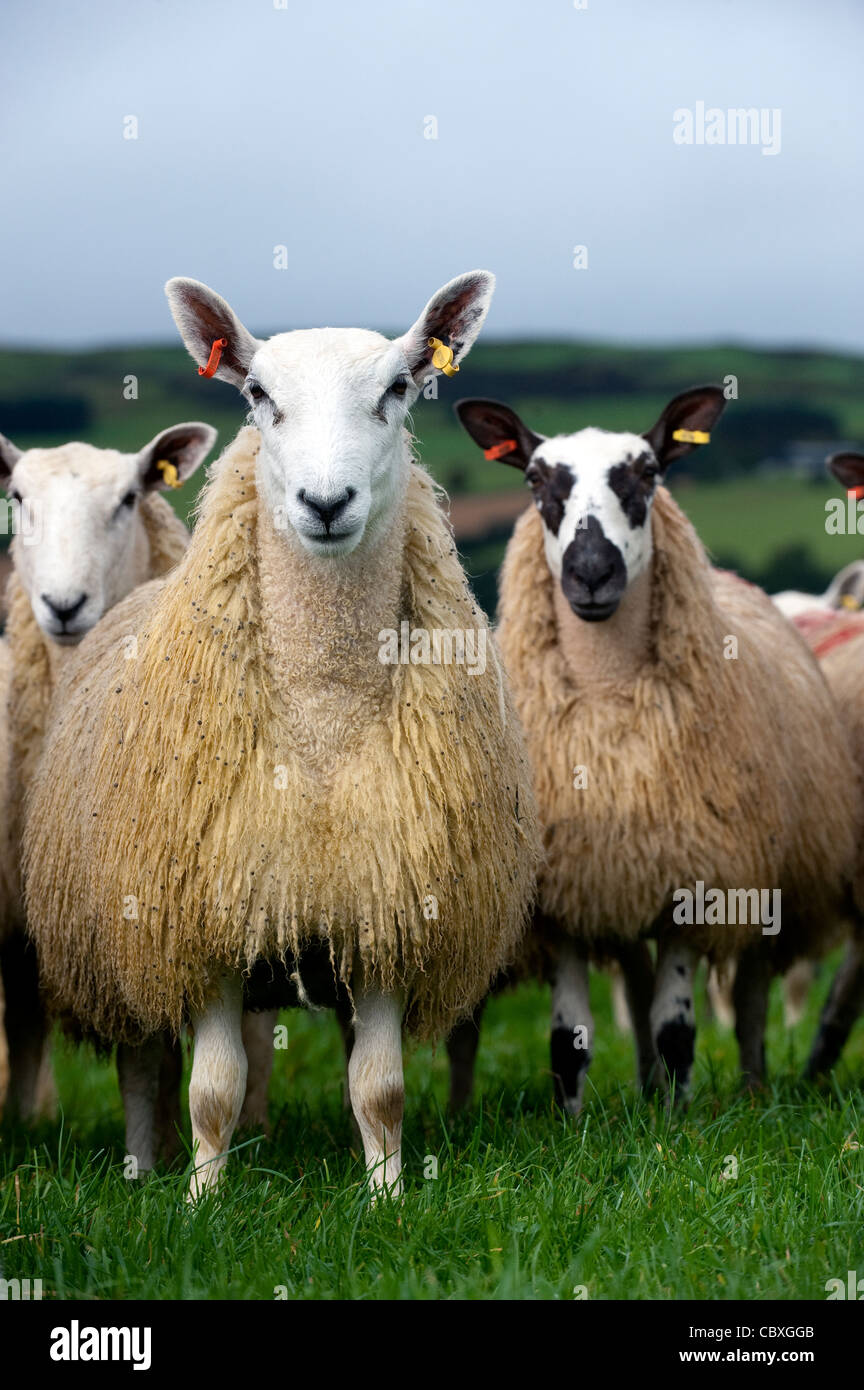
xmin=1 ymin=340 xmax=862 ymax=605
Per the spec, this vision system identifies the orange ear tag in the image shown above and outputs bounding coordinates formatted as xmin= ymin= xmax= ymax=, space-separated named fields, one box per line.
xmin=428 ymin=337 xmax=459 ymax=377
xmin=156 ymin=459 xmax=181 ymax=489
xmin=199 ymin=337 xmax=228 ymax=378
xmin=484 ymin=439 xmax=518 ymax=460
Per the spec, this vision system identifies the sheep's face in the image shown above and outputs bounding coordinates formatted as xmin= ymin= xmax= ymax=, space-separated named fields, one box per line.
xmin=455 ymin=388 xmax=727 ymax=623
xmin=244 ymin=328 xmax=416 ymax=557
xmin=0 ymin=425 xmax=214 ymax=643
xmin=523 ymin=428 xmax=660 ymax=620
xmin=165 ymin=271 xmax=495 ymax=559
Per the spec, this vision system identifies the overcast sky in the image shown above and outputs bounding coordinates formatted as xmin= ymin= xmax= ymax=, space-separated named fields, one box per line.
xmin=3 ymin=0 xmax=862 ymax=349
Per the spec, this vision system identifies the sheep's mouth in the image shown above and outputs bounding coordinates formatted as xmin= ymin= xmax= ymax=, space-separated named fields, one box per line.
xmin=44 ymin=628 xmax=88 ymax=646
xmin=569 ymin=599 xmax=620 ymax=622
xmin=299 ymin=527 xmax=361 ymax=553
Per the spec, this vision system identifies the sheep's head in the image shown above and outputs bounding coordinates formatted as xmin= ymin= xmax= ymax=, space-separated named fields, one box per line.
xmin=165 ymin=272 xmax=495 ymax=558
xmin=456 ymin=387 xmax=727 ymax=621
xmin=0 ymin=424 xmax=215 ymax=643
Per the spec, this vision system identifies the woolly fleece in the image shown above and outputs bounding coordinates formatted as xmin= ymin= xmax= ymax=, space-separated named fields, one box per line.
xmin=0 ymin=493 xmax=188 ymax=939
xmin=497 ymin=488 xmax=858 ymax=965
xmin=24 ymin=429 xmax=539 ymax=1041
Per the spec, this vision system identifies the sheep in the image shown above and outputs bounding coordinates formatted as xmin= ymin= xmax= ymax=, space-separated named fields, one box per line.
xmin=0 ymin=423 xmax=215 ymax=1137
xmin=774 ymin=562 xmax=864 ymax=620
xmin=22 ymin=272 xmax=540 ymax=1198
xmin=451 ymin=388 xmax=859 ymax=1110
xmin=710 ymin=457 xmax=864 ymax=1037
xmin=792 ymin=450 xmax=864 ymax=1077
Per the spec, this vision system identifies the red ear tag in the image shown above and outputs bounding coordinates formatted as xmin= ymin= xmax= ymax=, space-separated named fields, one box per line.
xmin=484 ymin=439 xmax=518 ymax=460
xmin=199 ymin=337 xmax=228 ymax=378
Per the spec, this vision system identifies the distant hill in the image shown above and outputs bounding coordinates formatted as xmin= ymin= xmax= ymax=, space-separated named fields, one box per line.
xmin=1 ymin=339 xmax=861 ymax=614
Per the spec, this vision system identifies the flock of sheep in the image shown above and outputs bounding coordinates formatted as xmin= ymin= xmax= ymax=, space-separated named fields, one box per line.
xmin=0 ymin=269 xmax=862 ymax=1201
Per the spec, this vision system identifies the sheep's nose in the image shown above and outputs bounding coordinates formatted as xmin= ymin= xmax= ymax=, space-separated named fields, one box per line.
xmin=565 ymin=552 xmax=616 ymax=594
xmin=42 ymin=593 xmax=87 ymax=623
xmin=297 ymin=487 xmax=356 ymax=531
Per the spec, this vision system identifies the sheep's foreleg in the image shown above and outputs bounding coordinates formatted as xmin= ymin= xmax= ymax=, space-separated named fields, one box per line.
xmin=446 ymin=998 xmax=487 ymax=1113
xmin=550 ymin=941 xmax=593 ymax=1115
xmin=652 ymin=941 xmax=698 ymax=1103
xmin=347 ymin=988 xmax=403 ymax=1196
xmin=615 ymin=940 xmax=657 ymax=1091
xmin=117 ymin=1034 xmax=166 ymax=1174
xmin=188 ymin=975 xmax=247 ymax=1201
xmin=238 ymin=1009 xmax=277 ymax=1133
xmin=732 ymin=946 xmax=772 ymax=1087
xmin=805 ymin=938 xmax=864 ymax=1078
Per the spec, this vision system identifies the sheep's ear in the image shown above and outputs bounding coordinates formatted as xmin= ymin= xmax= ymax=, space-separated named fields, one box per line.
xmin=137 ymin=421 xmax=217 ymax=492
xmin=642 ymin=385 xmax=727 ymax=468
xmin=0 ymin=433 xmax=22 ymax=485
xmin=399 ymin=271 xmax=495 ymax=386
xmin=828 ymin=451 xmax=864 ymax=491
xmin=454 ymin=398 xmax=543 ymax=472
xmin=164 ymin=278 xmax=261 ymax=389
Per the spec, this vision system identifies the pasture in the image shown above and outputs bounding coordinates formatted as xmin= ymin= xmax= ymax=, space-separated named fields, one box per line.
xmin=1 ymin=966 xmax=862 ymax=1301
xmin=1 ymin=336 xmax=862 ymax=1304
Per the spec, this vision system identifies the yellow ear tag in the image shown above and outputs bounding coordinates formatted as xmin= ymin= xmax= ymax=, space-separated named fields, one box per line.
xmin=840 ymin=594 xmax=861 ymax=611
xmin=671 ymin=428 xmax=711 ymax=445
xmin=156 ymin=458 xmax=181 ymax=489
xmin=428 ymin=337 xmax=460 ymax=377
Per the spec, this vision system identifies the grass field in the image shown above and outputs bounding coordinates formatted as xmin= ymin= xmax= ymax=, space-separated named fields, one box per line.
xmin=1 ymin=337 xmax=862 ymax=1303
xmin=1 ymin=966 xmax=862 ymax=1301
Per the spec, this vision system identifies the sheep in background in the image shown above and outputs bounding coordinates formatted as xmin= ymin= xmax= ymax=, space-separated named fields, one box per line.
xmin=23 ymin=273 xmax=540 ymax=1198
xmin=793 ymin=450 xmax=864 ymax=1077
xmin=451 ymin=388 xmax=859 ymax=1110
xmin=774 ymin=561 xmax=864 ymax=620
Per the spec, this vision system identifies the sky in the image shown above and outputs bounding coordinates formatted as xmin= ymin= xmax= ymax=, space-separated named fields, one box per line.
xmin=3 ymin=0 xmax=862 ymax=349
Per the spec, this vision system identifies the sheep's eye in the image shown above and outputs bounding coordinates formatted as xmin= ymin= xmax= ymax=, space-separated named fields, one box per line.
xmin=121 ymin=491 xmax=137 ymax=508
xmin=641 ymin=463 xmax=659 ymax=482
xmin=248 ymin=382 xmax=268 ymax=403
xmin=389 ymin=378 xmax=408 ymax=398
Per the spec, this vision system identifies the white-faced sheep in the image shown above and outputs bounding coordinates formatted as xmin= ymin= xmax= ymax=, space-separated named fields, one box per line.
xmin=774 ymin=562 xmax=864 ymax=620
xmin=0 ymin=425 xmax=219 ymax=1137
xmin=23 ymin=273 xmax=540 ymax=1198
xmin=451 ymin=388 xmax=860 ymax=1111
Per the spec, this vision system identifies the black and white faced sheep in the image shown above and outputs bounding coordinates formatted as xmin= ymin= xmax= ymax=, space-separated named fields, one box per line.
xmin=23 ymin=274 xmax=541 ymax=1199
xmin=450 ymin=388 xmax=860 ymax=1112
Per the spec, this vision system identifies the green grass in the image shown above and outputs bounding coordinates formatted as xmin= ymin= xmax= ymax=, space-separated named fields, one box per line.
xmin=1 ymin=966 xmax=862 ymax=1301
